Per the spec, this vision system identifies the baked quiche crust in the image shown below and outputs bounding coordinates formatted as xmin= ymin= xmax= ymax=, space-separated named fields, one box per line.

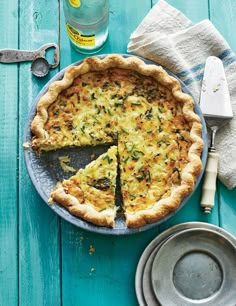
xmin=31 ymin=54 xmax=204 ymax=228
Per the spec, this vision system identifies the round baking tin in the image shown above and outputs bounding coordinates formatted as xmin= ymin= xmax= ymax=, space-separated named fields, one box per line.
xmin=151 ymin=228 xmax=236 ymax=306
xmin=135 ymin=222 xmax=236 ymax=306
xmin=23 ymin=55 xmax=208 ymax=235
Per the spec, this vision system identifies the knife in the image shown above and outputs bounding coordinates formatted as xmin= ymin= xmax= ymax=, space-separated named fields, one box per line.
xmin=200 ymin=56 xmax=233 ymax=213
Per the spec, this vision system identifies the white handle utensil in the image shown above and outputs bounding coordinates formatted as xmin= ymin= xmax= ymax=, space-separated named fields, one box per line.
xmin=200 ymin=56 xmax=233 ymax=213
xmin=200 ymin=152 xmax=219 ymax=213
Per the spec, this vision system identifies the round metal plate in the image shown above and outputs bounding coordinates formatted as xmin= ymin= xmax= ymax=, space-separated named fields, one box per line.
xmin=23 ymin=54 xmax=208 ymax=235
xmin=135 ymin=222 xmax=236 ymax=306
xmin=142 ymin=242 xmax=164 ymax=306
xmin=151 ymin=228 xmax=236 ymax=306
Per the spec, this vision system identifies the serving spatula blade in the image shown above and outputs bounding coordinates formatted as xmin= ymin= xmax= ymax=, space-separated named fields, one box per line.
xmin=200 ymin=56 xmax=233 ymax=213
xmin=200 ymin=57 xmax=233 ymax=118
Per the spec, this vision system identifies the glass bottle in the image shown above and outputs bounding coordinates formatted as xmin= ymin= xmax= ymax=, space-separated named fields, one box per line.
xmin=63 ymin=0 xmax=109 ymax=54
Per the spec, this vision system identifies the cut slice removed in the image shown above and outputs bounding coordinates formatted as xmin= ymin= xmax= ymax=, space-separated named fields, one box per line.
xmin=49 ymin=145 xmax=118 ymax=227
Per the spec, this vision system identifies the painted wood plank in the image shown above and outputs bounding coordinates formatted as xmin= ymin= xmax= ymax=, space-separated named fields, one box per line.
xmin=209 ymin=0 xmax=236 ymax=236
xmin=61 ymin=228 xmax=159 ymax=306
xmin=0 ymin=1 xmax=19 ymax=305
xmin=209 ymin=0 xmax=236 ymax=52
xmin=18 ymin=0 xmax=61 ymax=305
xmin=218 ymin=183 xmax=236 ymax=236
xmin=162 ymin=0 xmax=209 ymax=22
xmin=59 ymin=1 xmax=157 ymax=306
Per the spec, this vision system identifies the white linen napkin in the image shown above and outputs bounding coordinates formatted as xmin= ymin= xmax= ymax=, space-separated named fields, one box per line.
xmin=128 ymin=0 xmax=236 ymax=190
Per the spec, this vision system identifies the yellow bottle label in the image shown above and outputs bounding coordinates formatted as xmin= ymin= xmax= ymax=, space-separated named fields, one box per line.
xmin=66 ymin=23 xmax=95 ymax=47
xmin=68 ymin=0 xmax=81 ymax=7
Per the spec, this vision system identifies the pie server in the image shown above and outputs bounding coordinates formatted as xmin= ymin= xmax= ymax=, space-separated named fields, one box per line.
xmin=0 ymin=43 xmax=60 ymax=77
xmin=200 ymin=56 xmax=233 ymax=213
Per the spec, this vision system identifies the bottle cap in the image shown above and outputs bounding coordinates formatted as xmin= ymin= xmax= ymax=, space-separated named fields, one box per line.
xmin=31 ymin=57 xmax=50 ymax=77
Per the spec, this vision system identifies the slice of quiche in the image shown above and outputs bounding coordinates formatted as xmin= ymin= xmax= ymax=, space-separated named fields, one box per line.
xmin=117 ymin=87 xmax=201 ymax=228
xmin=49 ymin=146 xmax=118 ymax=227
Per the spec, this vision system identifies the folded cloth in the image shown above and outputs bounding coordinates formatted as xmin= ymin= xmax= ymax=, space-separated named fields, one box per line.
xmin=128 ymin=0 xmax=236 ymax=190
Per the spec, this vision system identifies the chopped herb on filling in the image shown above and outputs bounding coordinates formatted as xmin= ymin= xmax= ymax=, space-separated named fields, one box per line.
xmin=88 ymin=178 xmax=111 ymax=190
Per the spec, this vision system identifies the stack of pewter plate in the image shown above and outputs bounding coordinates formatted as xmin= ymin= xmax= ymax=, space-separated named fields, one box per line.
xmin=135 ymin=222 xmax=236 ymax=306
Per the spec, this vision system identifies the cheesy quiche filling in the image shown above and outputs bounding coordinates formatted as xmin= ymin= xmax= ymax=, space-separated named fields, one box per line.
xmin=37 ymin=68 xmax=180 ymax=150
xmin=31 ymin=55 xmax=204 ymax=228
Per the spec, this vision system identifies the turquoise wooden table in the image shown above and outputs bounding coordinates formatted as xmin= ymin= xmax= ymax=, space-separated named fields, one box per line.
xmin=1 ymin=0 xmax=236 ymax=305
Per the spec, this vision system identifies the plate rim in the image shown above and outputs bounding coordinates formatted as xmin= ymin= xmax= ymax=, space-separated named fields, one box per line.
xmin=150 ymin=227 xmax=236 ymax=305
xmin=23 ymin=54 xmax=208 ymax=235
xmin=135 ymin=222 xmax=236 ymax=305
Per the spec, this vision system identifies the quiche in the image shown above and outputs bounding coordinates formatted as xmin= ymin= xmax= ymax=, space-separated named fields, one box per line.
xmin=49 ymin=146 xmax=118 ymax=227
xmin=31 ymin=54 xmax=204 ymax=228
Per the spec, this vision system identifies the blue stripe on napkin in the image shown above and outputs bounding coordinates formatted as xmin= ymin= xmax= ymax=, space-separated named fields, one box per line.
xmin=183 ymin=73 xmax=204 ymax=86
xmin=177 ymin=49 xmax=236 ymax=86
xmin=218 ymin=49 xmax=233 ymax=60
xmin=177 ymin=63 xmax=204 ymax=78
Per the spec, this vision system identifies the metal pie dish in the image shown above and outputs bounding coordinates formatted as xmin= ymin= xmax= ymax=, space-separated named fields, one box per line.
xmin=23 ymin=54 xmax=208 ymax=235
xmin=135 ymin=222 xmax=236 ymax=306
xmin=151 ymin=228 xmax=236 ymax=305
